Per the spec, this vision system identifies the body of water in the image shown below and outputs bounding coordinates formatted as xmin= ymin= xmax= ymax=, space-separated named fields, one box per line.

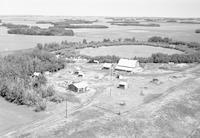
xmin=0 ymin=16 xmax=200 ymax=51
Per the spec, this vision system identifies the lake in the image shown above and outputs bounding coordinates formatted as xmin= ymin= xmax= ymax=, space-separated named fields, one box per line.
xmin=79 ymin=45 xmax=183 ymax=58
xmin=0 ymin=16 xmax=200 ymax=51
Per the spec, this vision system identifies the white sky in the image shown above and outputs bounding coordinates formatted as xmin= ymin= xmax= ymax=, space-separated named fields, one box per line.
xmin=1 ymin=0 xmax=200 ymax=17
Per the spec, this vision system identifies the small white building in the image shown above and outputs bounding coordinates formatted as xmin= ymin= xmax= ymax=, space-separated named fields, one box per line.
xmin=56 ymin=55 xmax=60 ymax=59
xmin=168 ymin=62 xmax=175 ymax=65
xmin=115 ymin=59 xmax=140 ymax=72
xmin=116 ymin=74 xmax=124 ymax=79
xmin=33 ymin=72 xmax=41 ymax=77
xmin=117 ymin=81 xmax=128 ymax=89
xmin=102 ymin=63 xmax=113 ymax=70
xmin=44 ymin=71 xmax=51 ymax=75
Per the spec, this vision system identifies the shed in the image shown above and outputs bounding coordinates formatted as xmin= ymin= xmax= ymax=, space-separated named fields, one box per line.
xmin=102 ymin=63 xmax=112 ymax=69
xmin=56 ymin=55 xmax=60 ymax=59
xmin=116 ymin=74 xmax=124 ymax=79
xmin=44 ymin=71 xmax=50 ymax=75
xmin=78 ymin=71 xmax=85 ymax=77
xmin=115 ymin=59 xmax=140 ymax=72
xmin=68 ymin=81 xmax=88 ymax=93
xmin=33 ymin=72 xmax=41 ymax=77
xmin=89 ymin=59 xmax=99 ymax=64
xmin=117 ymin=81 xmax=128 ymax=89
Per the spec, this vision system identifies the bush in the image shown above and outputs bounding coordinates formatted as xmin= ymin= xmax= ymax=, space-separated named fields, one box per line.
xmin=49 ymin=94 xmax=65 ymax=103
xmin=35 ymin=100 xmax=47 ymax=112
xmin=24 ymin=89 xmax=40 ymax=106
xmin=46 ymin=86 xmax=56 ymax=97
xmin=195 ymin=29 xmax=200 ymax=33
xmin=36 ymin=85 xmax=55 ymax=98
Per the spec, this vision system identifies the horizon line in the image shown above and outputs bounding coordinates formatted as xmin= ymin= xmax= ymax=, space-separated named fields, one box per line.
xmin=0 ymin=14 xmax=199 ymax=19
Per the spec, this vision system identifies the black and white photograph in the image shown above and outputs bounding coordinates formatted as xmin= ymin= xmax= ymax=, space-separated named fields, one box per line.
xmin=0 ymin=0 xmax=200 ymax=137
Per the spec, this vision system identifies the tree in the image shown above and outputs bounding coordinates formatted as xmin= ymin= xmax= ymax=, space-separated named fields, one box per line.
xmin=82 ymin=39 xmax=87 ymax=44
xmin=37 ymin=43 xmax=43 ymax=50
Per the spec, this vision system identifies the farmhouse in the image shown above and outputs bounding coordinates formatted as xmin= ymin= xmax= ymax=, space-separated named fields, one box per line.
xmin=68 ymin=81 xmax=88 ymax=93
xmin=115 ymin=59 xmax=140 ymax=72
xmin=102 ymin=63 xmax=113 ymax=69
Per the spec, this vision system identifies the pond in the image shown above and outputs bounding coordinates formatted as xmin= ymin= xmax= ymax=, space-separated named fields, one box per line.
xmin=79 ymin=45 xmax=183 ymax=58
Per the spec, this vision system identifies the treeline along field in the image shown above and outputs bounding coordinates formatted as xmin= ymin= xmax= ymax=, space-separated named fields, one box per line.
xmin=0 ymin=49 xmax=65 ymax=111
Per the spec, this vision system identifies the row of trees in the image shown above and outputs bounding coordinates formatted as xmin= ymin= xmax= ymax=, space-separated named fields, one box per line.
xmin=0 ymin=49 xmax=65 ymax=111
xmin=148 ymin=36 xmax=200 ymax=51
xmin=86 ymin=55 xmax=120 ymax=63
xmin=148 ymin=36 xmax=172 ymax=43
xmin=37 ymin=37 xmax=137 ymax=52
xmin=136 ymin=52 xmax=200 ymax=63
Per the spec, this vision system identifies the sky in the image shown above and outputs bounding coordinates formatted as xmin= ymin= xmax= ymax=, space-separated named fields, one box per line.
xmin=1 ymin=0 xmax=200 ymax=17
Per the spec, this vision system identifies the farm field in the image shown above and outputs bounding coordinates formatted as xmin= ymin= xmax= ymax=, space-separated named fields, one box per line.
xmin=3 ymin=61 xmax=200 ymax=138
xmin=79 ymin=45 xmax=183 ymax=58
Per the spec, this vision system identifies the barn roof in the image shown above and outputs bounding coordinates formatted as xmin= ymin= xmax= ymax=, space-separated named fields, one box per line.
xmin=115 ymin=66 xmax=133 ymax=72
xmin=118 ymin=81 xmax=128 ymax=86
xmin=73 ymin=81 xmax=88 ymax=89
xmin=117 ymin=59 xmax=139 ymax=68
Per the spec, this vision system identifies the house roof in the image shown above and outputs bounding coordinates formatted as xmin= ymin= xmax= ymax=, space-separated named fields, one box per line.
xmin=78 ymin=71 xmax=85 ymax=76
xmin=33 ymin=72 xmax=41 ymax=76
xmin=118 ymin=81 xmax=128 ymax=86
xmin=115 ymin=66 xmax=133 ymax=72
xmin=117 ymin=59 xmax=139 ymax=68
xmin=73 ymin=81 xmax=88 ymax=89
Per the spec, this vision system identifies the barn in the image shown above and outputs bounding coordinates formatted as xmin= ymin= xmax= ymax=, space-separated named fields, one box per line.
xmin=115 ymin=59 xmax=140 ymax=72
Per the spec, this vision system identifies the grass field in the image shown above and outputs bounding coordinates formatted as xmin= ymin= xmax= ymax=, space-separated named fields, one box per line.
xmin=79 ymin=45 xmax=183 ymax=58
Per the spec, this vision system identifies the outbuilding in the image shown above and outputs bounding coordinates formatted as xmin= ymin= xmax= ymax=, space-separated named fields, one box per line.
xmin=68 ymin=81 xmax=88 ymax=93
xmin=88 ymin=59 xmax=99 ymax=64
xmin=32 ymin=72 xmax=41 ymax=77
xmin=78 ymin=71 xmax=85 ymax=77
xmin=117 ymin=81 xmax=128 ymax=89
xmin=102 ymin=63 xmax=113 ymax=70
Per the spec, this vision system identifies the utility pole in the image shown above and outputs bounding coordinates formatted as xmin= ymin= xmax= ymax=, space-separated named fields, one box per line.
xmin=66 ymin=99 xmax=68 ymax=118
